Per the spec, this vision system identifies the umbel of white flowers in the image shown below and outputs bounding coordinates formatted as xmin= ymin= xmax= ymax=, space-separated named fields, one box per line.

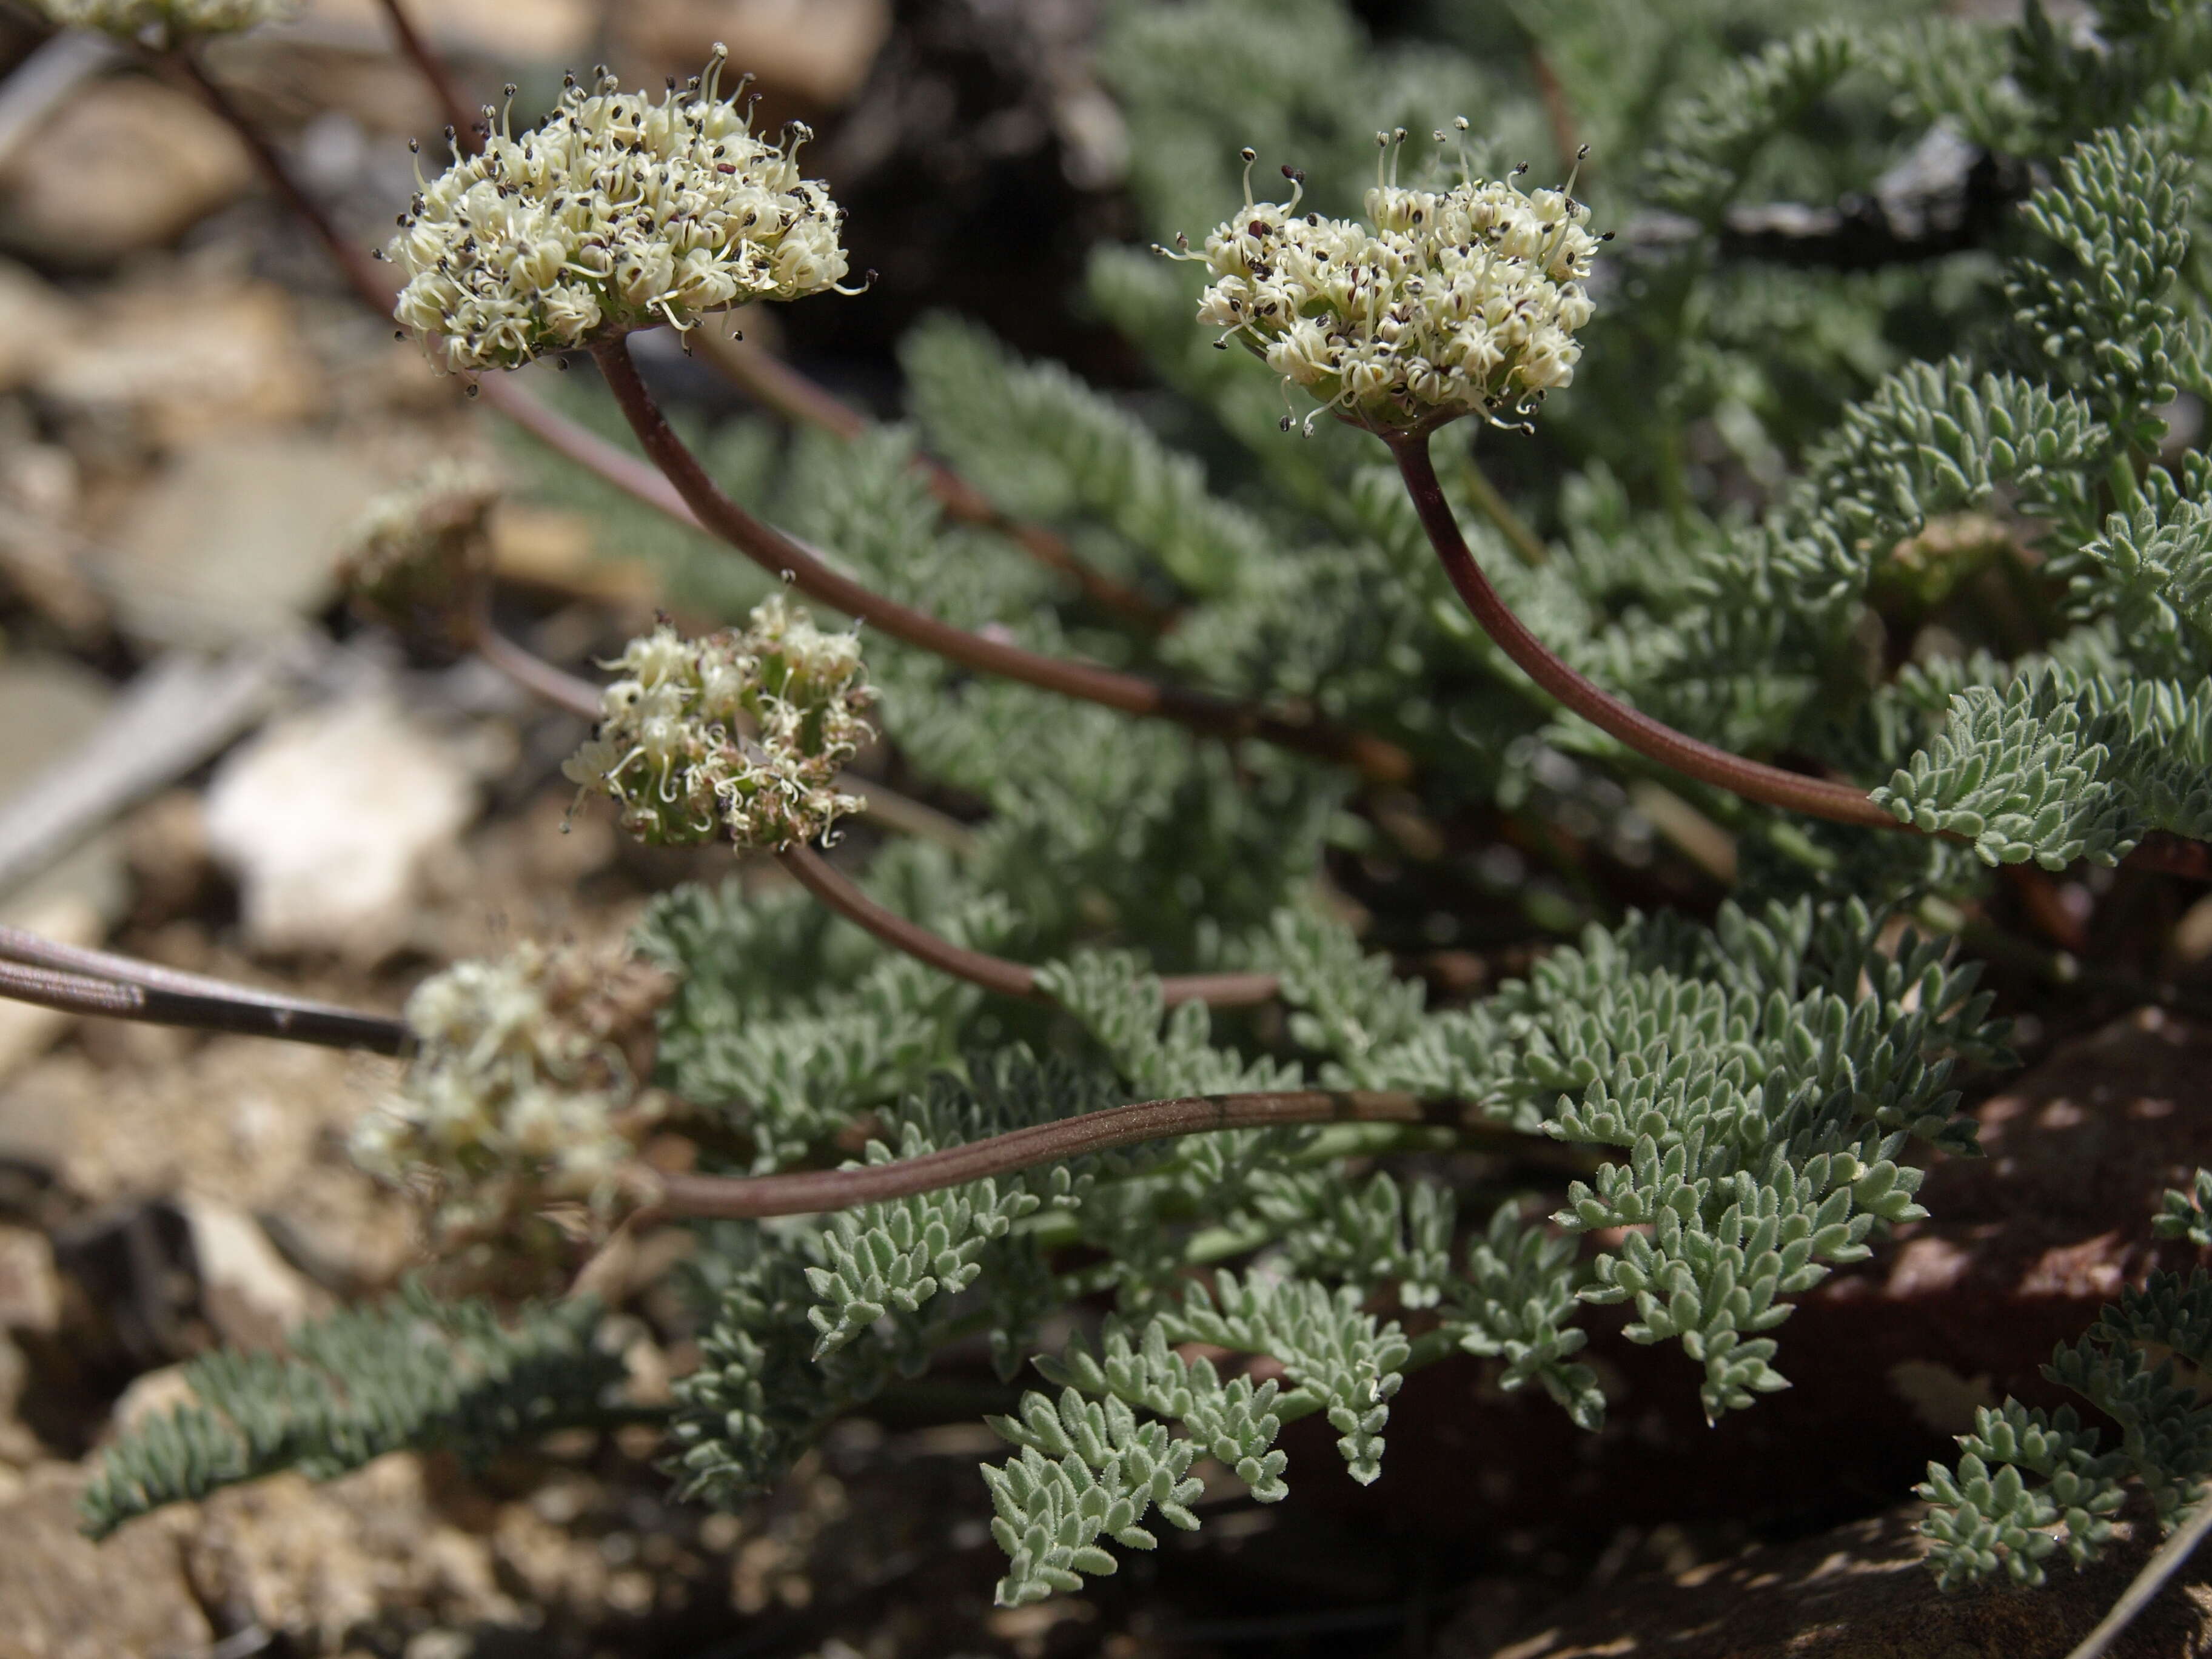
xmin=350 ymin=941 xmax=665 ymax=1238
xmin=563 ymin=597 xmax=874 ymax=853
xmin=390 ymin=45 xmax=856 ymax=375
xmin=33 ymin=0 xmax=292 ymax=43
xmin=1168 ymin=125 xmax=1603 ymax=435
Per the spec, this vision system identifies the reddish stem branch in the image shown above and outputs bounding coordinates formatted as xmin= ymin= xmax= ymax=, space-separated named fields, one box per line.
xmin=177 ymin=51 xmax=390 ymax=307
xmin=0 ymin=925 xmax=385 ymax=1022
xmin=646 ymin=1088 xmax=1447 ymax=1219
xmin=589 ymin=337 xmax=1414 ymax=785
xmin=1395 ymin=435 xmax=2212 ymax=877
xmin=699 ymin=332 xmax=1175 ymax=629
xmin=478 ymin=628 xmax=1278 ymax=1000
xmin=1527 ymin=46 xmax=1583 ymax=176
xmin=779 ymin=843 xmax=1279 ymax=1008
xmin=370 ymin=0 xmax=480 ymax=156
xmin=1390 ymin=432 xmax=1897 ymax=828
xmin=475 ymin=628 xmax=1265 ymax=1003
xmin=0 ymin=950 xmax=408 ymax=1054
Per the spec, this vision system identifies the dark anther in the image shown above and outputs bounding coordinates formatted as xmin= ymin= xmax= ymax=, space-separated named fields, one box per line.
xmin=1239 ymin=146 xmax=1257 ymax=161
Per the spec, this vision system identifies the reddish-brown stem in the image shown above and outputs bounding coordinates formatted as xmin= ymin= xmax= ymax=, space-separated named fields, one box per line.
xmin=779 ymin=843 xmax=1279 ymax=1008
xmin=370 ymin=0 xmax=480 ymax=156
xmin=177 ymin=51 xmax=391 ymax=307
xmin=0 ymin=947 xmax=408 ymax=1054
xmin=1390 ymin=432 xmax=1897 ymax=828
xmin=590 ymin=336 xmax=1414 ymax=785
xmin=475 ymin=377 xmax=700 ymax=525
xmin=646 ymin=1088 xmax=1446 ymax=1219
xmin=700 ymin=332 xmax=1176 ymax=629
xmin=0 ymin=925 xmax=386 ymax=1023
xmin=1527 ymin=46 xmax=1583 ymax=176
xmin=475 ymin=626 xmax=1265 ymax=1003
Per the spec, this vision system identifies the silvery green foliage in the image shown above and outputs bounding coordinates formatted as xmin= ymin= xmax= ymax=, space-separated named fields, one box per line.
xmin=1168 ymin=1270 xmax=1412 ymax=1486
xmin=1643 ymin=23 xmax=1865 ymax=223
xmin=1807 ymin=361 xmax=2106 ymax=550
xmin=2156 ymin=1168 xmax=2212 ymax=1248
xmin=1872 ymin=668 xmax=2212 ymax=868
xmin=89 ymin=0 xmax=2212 ymax=1617
xmin=802 ymin=1062 xmax=1115 ymax=1356
xmin=1446 ymin=1202 xmax=1605 ymax=1430
xmin=902 ymin=315 xmax=1270 ymax=597
xmin=642 ymin=842 xmax=1011 ymax=1168
xmin=1037 ymin=950 xmax=1303 ymax=1098
xmin=668 ymin=1221 xmax=911 ymax=1507
xmin=81 ymin=1285 xmax=618 ymax=1538
xmin=984 ymin=1386 xmax=1207 ymax=1606
xmin=2008 ymin=123 xmax=2199 ymax=446
xmin=1529 ymin=900 xmax=2000 ymax=1420
xmin=1920 ymin=1185 xmax=2212 ymax=1588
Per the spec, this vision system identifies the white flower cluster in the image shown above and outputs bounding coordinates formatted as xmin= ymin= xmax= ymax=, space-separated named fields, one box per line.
xmin=35 ymin=0 xmax=292 ymax=43
xmin=563 ymin=597 xmax=874 ymax=851
xmin=338 ymin=459 xmax=499 ymax=654
xmin=351 ymin=942 xmax=668 ymax=1238
xmin=1175 ymin=130 xmax=1603 ymax=435
xmin=390 ymin=47 xmax=853 ymax=375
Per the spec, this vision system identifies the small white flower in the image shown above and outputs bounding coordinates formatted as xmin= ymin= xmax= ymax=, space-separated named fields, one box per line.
xmin=350 ymin=941 xmax=671 ymax=1239
xmin=34 ymin=0 xmax=292 ymax=44
xmin=390 ymin=47 xmax=859 ymax=375
xmin=1167 ymin=127 xmax=1604 ymax=436
xmin=563 ymin=597 xmax=873 ymax=852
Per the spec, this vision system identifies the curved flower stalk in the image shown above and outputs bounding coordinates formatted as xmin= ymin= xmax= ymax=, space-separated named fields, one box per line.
xmin=1170 ymin=129 xmax=1601 ymax=437
xmin=389 ymin=47 xmax=857 ymax=375
xmin=33 ymin=0 xmax=292 ymax=44
xmin=350 ymin=940 xmax=672 ymax=1241
xmin=1170 ymin=136 xmax=1907 ymax=833
xmin=549 ymin=616 xmax=1278 ymax=1008
xmin=561 ymin=603 xmax=875 ymax=853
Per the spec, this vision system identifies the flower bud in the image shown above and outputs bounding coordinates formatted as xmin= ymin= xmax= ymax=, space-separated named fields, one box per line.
xmin=337 ymin=460 xmax=500 ymax=659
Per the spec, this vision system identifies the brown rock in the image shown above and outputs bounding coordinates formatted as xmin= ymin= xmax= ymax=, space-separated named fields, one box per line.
xmin=0 ymin=1037 xmax=413 ymax=1292
xmin=178 ymin=1199 xmax=331 ymax=1350
xmin=35 ymin=279 xmax=318 ymax=446
xmin=1471 ymin=1504 xmax=2210 ymax=1659
xmin=186 ymin=1455 xmax=518 ymax=1647
xmin=616 ymin=0 xmax=892 ymax=105
xmin=96 ymin=431 xmax=388 ymax=648
xmin=0 ymin=76 xmax=251 ymax=266
xmin=0 ymin=1463 xmax=210 ymax=1659
xmin=0 ymin=263 xmax=75 ymax=393
xmin=203 ymin=693 xmax=480 ymax=964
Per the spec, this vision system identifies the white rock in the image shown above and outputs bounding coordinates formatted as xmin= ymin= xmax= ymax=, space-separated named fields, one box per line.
xmin=99 ymin=433 xmax=386 ymax=649
xmin=203 ymin=694 xmax=476 ymax=963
